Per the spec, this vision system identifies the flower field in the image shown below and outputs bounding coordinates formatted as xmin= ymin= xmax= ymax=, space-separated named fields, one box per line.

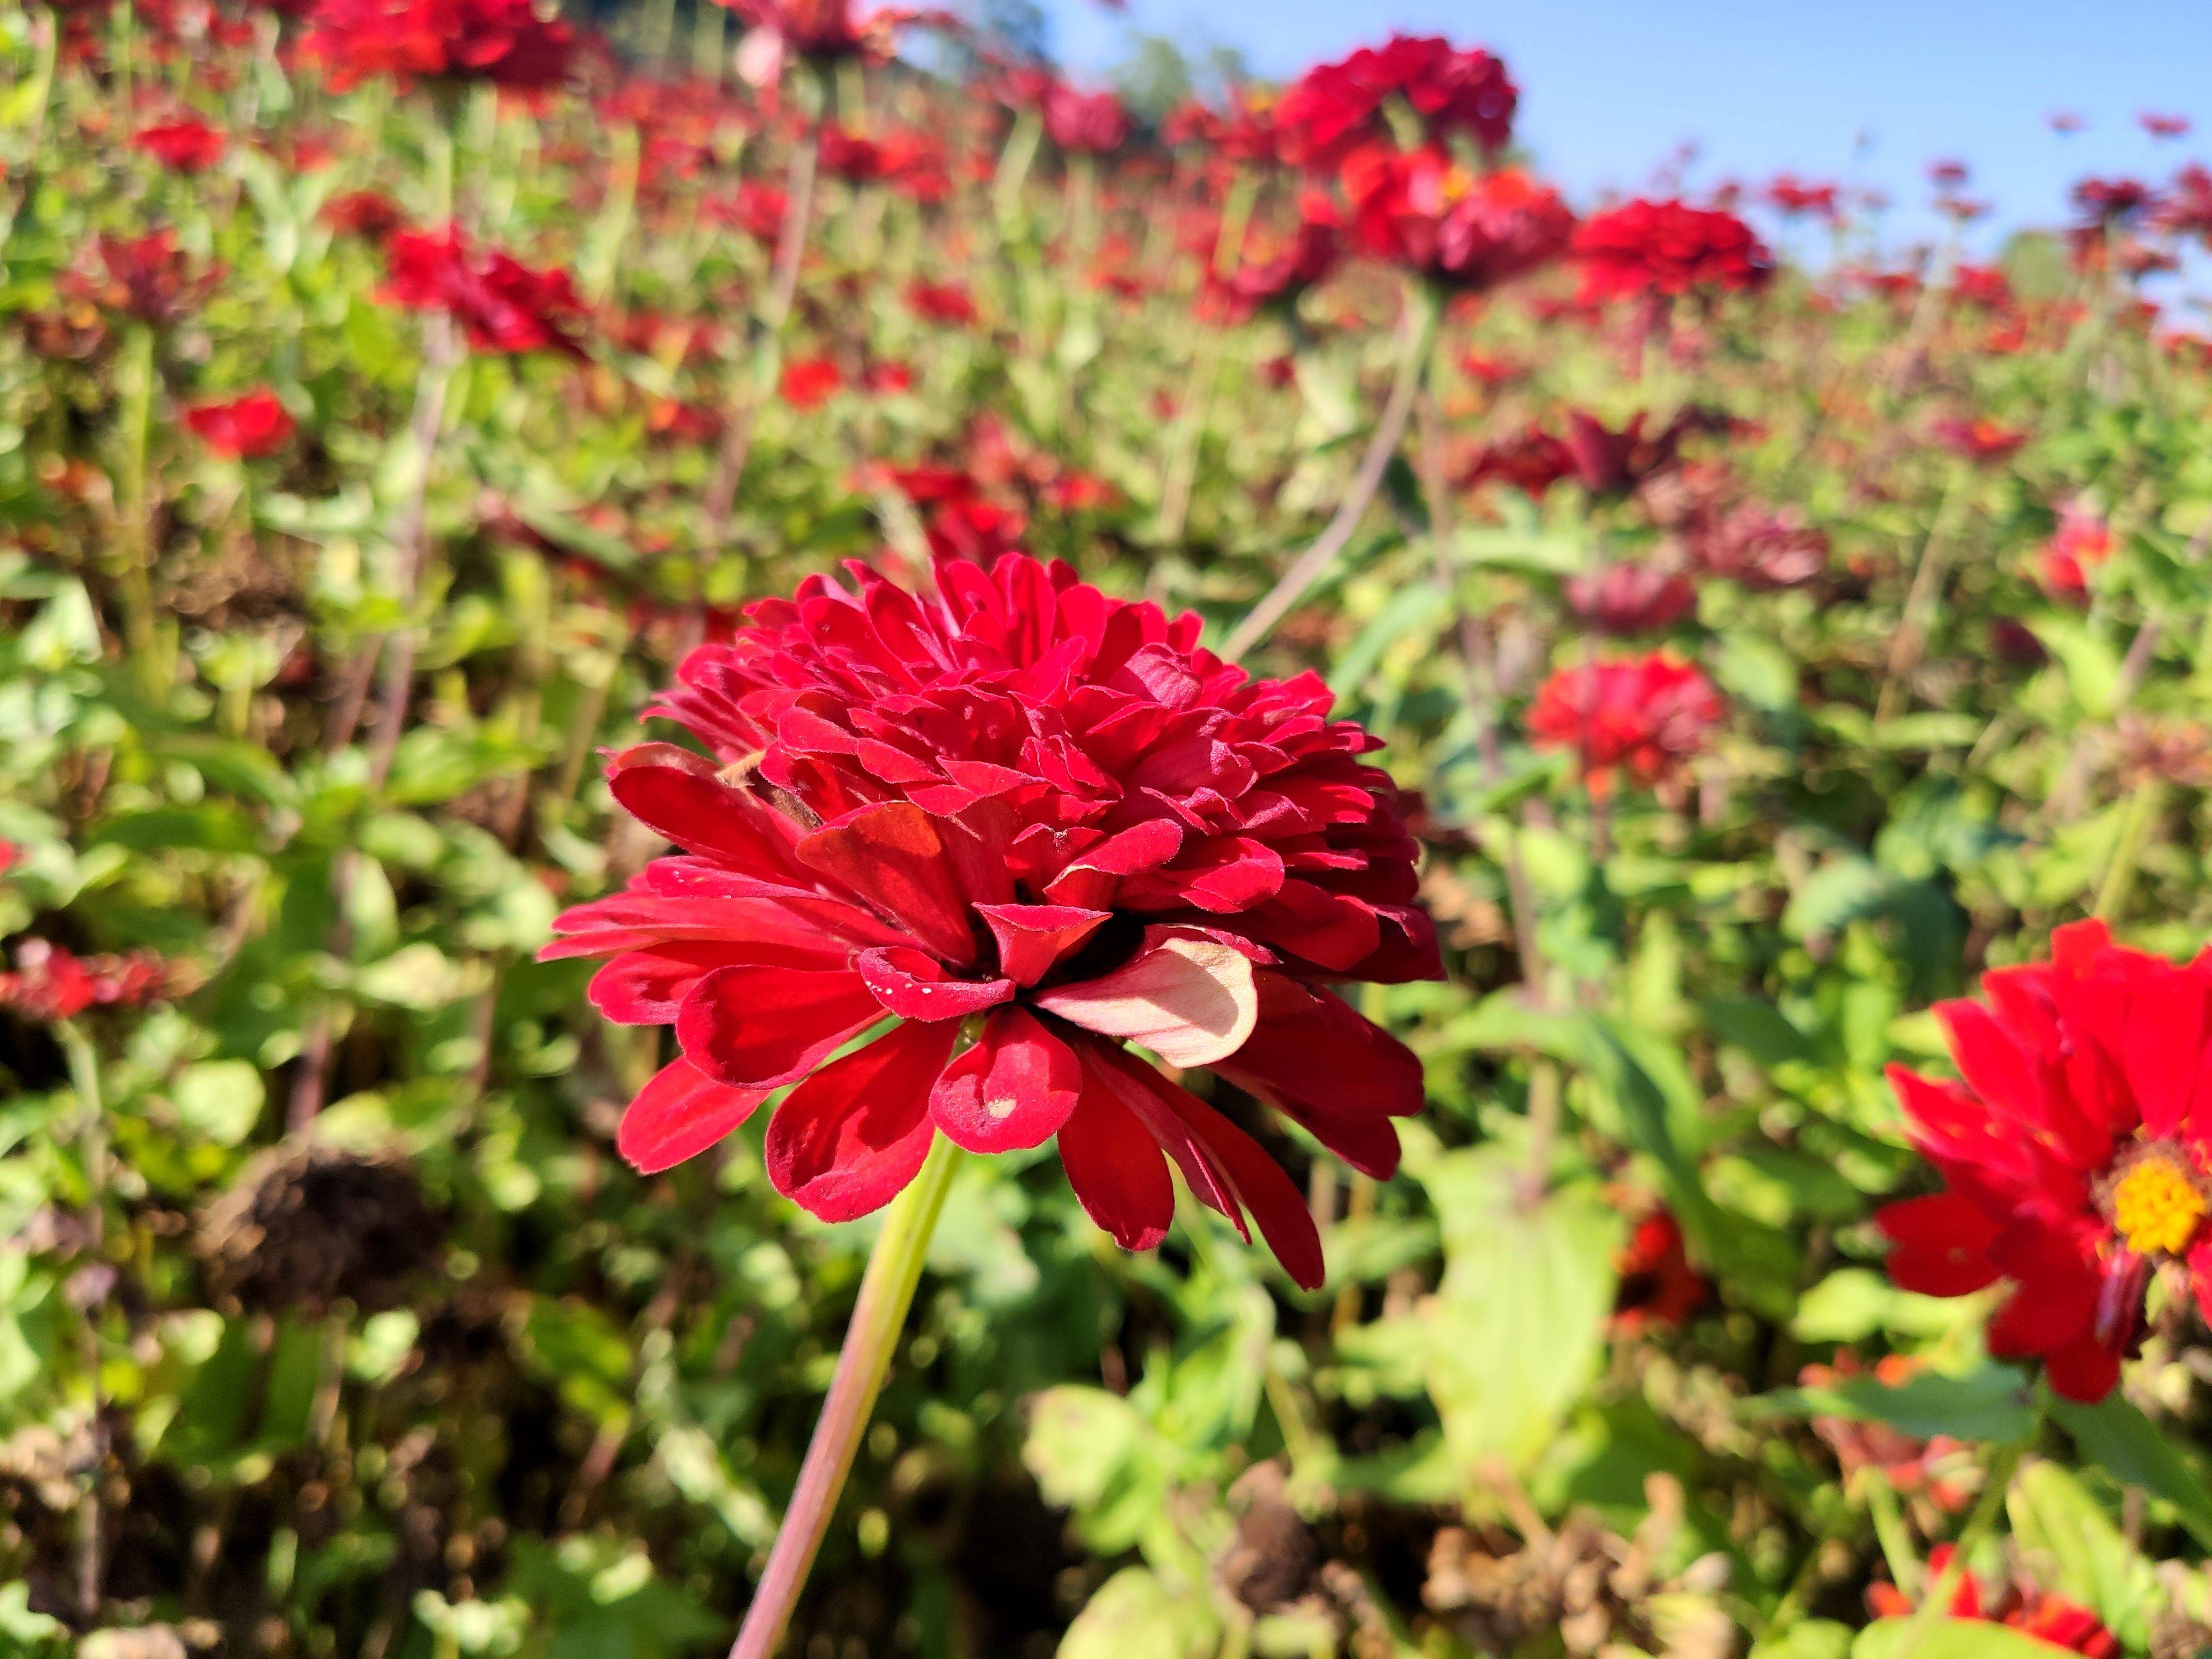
xmin=9 ymin=5 xmax=2212 ymax=1657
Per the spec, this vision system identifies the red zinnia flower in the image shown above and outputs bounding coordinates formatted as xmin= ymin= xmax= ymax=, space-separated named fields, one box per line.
xmin=1041 ymin=83 xmax=1131 ymax=155
xmin=1275 ymin=34 xmax=1516 ymax=170
xmin=184 ymin=388 xmax=297 ymax=459
xmin=1611 ymin=1209 xmax=1707 ymax=1333
xmin=1932 ymin=416 xmax=2028 ymax=466
xmin=1867 ymin=1546 xmax=2119 ymax=1658
xmin=779 ymin=355 xmax=842 ymax=408
xmin=905 ymin=279 xmax=977 ymax=326
xmin=1527 ymin=654 xmax=1725 ymax=797
xmin=1572 ymin=199 xmax=1775 ymax=305
xmin=133 ymin=117 xmax=227 ymax=173
xmin=61 ymin=231 xmax=214 ymax=327
xmin=380 ymin=226 xmax=586 ymax=357
xmin=1875 ymin=919 xmax=2212 ymax=1402
xmin=1207 ymin=191 xmax=1343 ymax=321
xmin=1565 ymin=562 xmax=1697 ymax=636
xmin=302 ymin=0 xmax=575 ymax=91
xmin=542 ymin=554 xmax=1441 ymax=1285
xmin=324 ymin=189 xmax=408 ymax=242
xmin=1342 ymin=148 xmax=1573 ymax=291
xmin=0 ymin=940 xmax=181 ymax=1023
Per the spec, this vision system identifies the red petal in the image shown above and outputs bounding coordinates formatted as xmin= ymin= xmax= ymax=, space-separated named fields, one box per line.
xmin=2044 ymin=1332 xmax=2124 ymax=1402
xmin=589 ymin=941 xmax=828 ymax=1025
xmin=1216 ymin=972 xmax=1426 ymax=1119
xmin=797 ymin=801 xmax=980 ymax=966
xmin=617 ymin=1057 xmax=768 ymax=1173
xmin=1034 ymin=927 xmax=1259 ymax=1067
xmin=930 ymin=1008 xmax=1080 ymax=1153
xmin=607 ymin=758 xmax=802 ymax=883
xmin=1876 ymin=1194 xmax=2003 ymax=1296
xmin=674 ymin=963 xmax=883 ymax=1088
xmin=2126 ymin=966 xmax=2207 ymax=1139
xmin=1041 ymin=818 xmax=1183 ymax=909
xmin=764 ymin=1019 xmax=958 ymax=1222
xmin=973 ymin=902 xmax=1112 ymax=987
xmin=855 ymin=946 xmax=1013 ymax=1021
xmin=1057 ymin=1055 xmax=1174 ymax=1251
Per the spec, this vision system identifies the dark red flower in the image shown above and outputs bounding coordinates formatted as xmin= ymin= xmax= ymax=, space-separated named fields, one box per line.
xmin=184 ymin=388 xmax=297 ymax=459
xmin=2141 ymin=111 xmax=2191 ymax=140
xmin=779 ymin=354 xmax=842 ymax=408
xmin=323 ymin=189 xmax=408 ymax=242
xmin=1275 ymin=34 xmax=1515 ymax=171
xmin=1527 ymin=654 xmax=1724 ymax=797
xmin=1565 ymin=562 xmax=1697 ymax=635
xmin=133 ymin=117 xmax=227 ymax=173
xmin=1342 ymin=147 xmax=1573 ymax=291
xmin=2156 ymin=163 xmax=2212 ymax=246
xmin=1572 ymin=199 xmax=1774 ymax=305
xmin=1207 ymin=191 xmax=1343 ymax=320
xmin=711 ymin=180 xmax=789 ymax=244
xmin=905 ymin=279 xmax=978 ymax=326
xmin=1762 ymin=173 xmax=1839 ymax=223
xmin=380 ymin=226 xmax=586 ymax=357
xmin=1554 ymin=408 xmax=1715 ymax=497
xmin=1041 ymin=83 xmax=1130 ymax=155
xmin=0 ymin=940 xmax=182 ymax=1022
xmin=1875 ymin=919 xmax=2212 ymax=1403
xmin=302 ymin=0 xmax=576 ymax=92
xmin=542 ymin=555 xmax=1441 ymax=1284
xmin=1461 ymin=428 xmax=1577 ymax=498
xmin=1611 ymin=1209 xmax=1707 ymax=1333
xmin=61 ymin=231 xmax=213 ymax=326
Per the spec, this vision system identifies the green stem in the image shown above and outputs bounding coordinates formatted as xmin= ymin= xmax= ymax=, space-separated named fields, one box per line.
xmin=57 ymin=1019 xmax=107 ymax=1623
xmin=727 ymin=1136 xmax=965 ymax=1659
xmin=2094 ymin=776 xmax=2163 ymax=923
xmin=1895 ymin=1439 xmax=2027 ymax=1656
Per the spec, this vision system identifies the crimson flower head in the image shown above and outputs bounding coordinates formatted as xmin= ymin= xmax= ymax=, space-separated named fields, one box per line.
xmin=0 ymin=940 xmax=181 ymax=1023
xmin=1762 ymin=173 xmax=1839 ymax=222
xmin=1343 ymin=148 xmax=1573 ymax=291
xmin=1527 ymin=654 xmax=1724 ymax=798
xmin=1041 ymin=82 xmax=1131 ymax=154
xmin=133 ymin=117 xmax=227 ymax=173
xmin=1932 ymin=416 xmax=2028 ymax=466
xmin=62 ymin=231 xmax=213 ymax=327
xmin=302 ymin=0 xmax=576 ymax=92
xmin=1874 ymin=919 xmax=2212 ymax=1402
xmin=1564 ymin=562 xmax=1697 ymax=636
xmin=1573 ymin=199 xmax=1775 ymax=305
xmin=542 ymin=554 xmax=1441 ymax=1286
xmin=905 ymin=279 xmax=977 ymax=326
xmin=1611 ymin=1208 xmax=1707 ymax=1333
xmin=779 ymin=355 xmax=842 ymax=408
xmin=2141 ymin=111 xmax=2191 ymax=140
xmin=184 ymin=388 xmax=297 ymax=459
xmin=323 ymin=189 xmax=408 ymax=242
xmin=380 ymin=226 xmax=586 ymax=357
xmin=1276 ymin=34 xmax=1516 ymax=170
xmin=1207 ymin=191 xmax=1343 ymax=321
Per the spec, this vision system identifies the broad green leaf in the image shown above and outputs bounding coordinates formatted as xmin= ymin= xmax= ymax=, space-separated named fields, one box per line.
xmin=2006 ymin=1459 xmax=2157 ymax=1647
xmin=2048 ymin=1391 xmax=2212 ymax=1547
xmin=1755 ymin=1363 xmax=2035 ymax=1443
xmin=1853 ymin=1619 xmax=2084 ymax=1659
xmin=1058 ymin=1568 xmax=1215 ymax=1659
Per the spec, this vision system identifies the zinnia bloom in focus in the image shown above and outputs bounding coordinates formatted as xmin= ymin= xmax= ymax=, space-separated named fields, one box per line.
xmin=543 ymin=554 xmax=1441 ymax=1286
xmin=1572 ymin=199 xmax=1774 ymax=305
xmin=302 ymin=0 xmax=576 ymax=92
xmin=1527 ymin=654 xmax=1724 ymax=797
xmin=1875 ymin=920 xmax=2212 ymax=1402
xmin=380 ymin=226 xmax=586 ymax=357
xmin=184 ymin=388 xmax=297 ymax=459
xmin=133 ymin=117 xmax=228 ymax=173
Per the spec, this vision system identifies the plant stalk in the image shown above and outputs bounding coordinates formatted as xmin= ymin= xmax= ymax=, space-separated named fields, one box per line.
xmin=727 ymin=1135 xmax=964 ymax=1659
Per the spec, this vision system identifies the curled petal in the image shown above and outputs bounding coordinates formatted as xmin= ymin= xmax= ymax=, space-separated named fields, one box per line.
xmin=855 ymin=946 xmax=1013 ymax=1021
xmin=764 ymin=1019 xmax=959 ymax=1221
xmin=973 ymin=902 xmax=1111 ymax=987
xmin=675 ymin=963 xmax=882 ymax=1088
xmin=796 ymin=801 xmax=982 ymax=966
xmin=930 ymin=1007 xmax=1080 ymax=1153
xmin=1034 ymin=927 xmax=1259 ymax=1068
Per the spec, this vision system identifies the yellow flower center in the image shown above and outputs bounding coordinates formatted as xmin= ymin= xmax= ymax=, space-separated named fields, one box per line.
xmin=2111 ymin=1154 xmax=2206 ymax=1257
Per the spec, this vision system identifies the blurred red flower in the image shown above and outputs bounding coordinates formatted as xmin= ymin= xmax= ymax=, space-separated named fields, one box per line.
xmin=60 ymin=230 xmax=215 ymax=326
xmin=1799 ymin=1354 xmax=1972 ymax=1514
xmin=905 ymin=279 xmax=977 ymax=326
xmin=0 ymin=940 xmax=182 ymax=1022
xmin=1566 ymin=562 xmax=1697 ymax=635
xmin=541 ymin=554 xmax=1440 ymax=1282
xmin=184 ymin=388 xmax=297 ymax=458
xmin=779 ymin=354 xmax=842 ymax=408
xmin=1573 ymin=199 xmax=1774 ymax=304
xmin=133 ymin=116 xmax=227 ymax=173
xmin=1342 ymin=148 xmax=1573 ymax=291
xmin=302 ymin=0 xmax=576 ymax=92
xmin=324 ymin=189 xmax=408 ymax=242
xmin=1867 ymin=1545 xmax=2118 ymax=1657
xmin=1276 ymin=34 xmax=1516 ymax=170
xmin=1611 ymin=1209 xmax=1707 ymax=1333
xmin=380 ymin=226 xmax=586 ymax=357
xmin=1041 ymin=83 xmax=1131 ymax=154
xmin=2039 ymin=502 xmax=2114 ymax=602
xmin=1208 ymin=191 xmax=1343 ymax=320
xmin=1527 ymin=654 xmax=1725 ymax=797
xmin=1932 ymin=416 xmax=2028 ymax=465
xmin=1875 ymin=919 xmax=2212 ymax=1402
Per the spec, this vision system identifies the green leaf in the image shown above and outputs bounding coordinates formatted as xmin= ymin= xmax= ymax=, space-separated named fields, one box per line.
xmin=2006 ymin=1459 xmax=2157 ymax=1648
xmin=2048 ymin=1391 xmax=2212 ymax=1547
xmin=1058 ymin=1568 xmax=1215 ymax=1659
xmin=1755 ymin=1363 xmax=2035 ymax=1443
xmin=170 ymin=1060 xmax=267 ymax=1147
xmin=1853 ymin=1619 xmax=2085 ymax=1659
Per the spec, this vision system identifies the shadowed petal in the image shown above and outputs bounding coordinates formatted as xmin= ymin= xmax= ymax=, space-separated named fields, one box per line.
xmin=617 ymin=1057 xmax=769 ymax=1174
xmin=675 ymin=963 xmax=883 ymax=1088
xmin=930 ymin=1008 xmax=1081 ymax=1154
xmin=764 ymin=1019 xmax=959 ymax=1221
xmin=1035 ymin=927 xmax=1259 ymax=1067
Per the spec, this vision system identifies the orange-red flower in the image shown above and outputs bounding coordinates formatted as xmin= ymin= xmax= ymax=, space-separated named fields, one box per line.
xmin=184 ymin=388 xmax=297 ymax=458
xmin=1876 ymin=920 xmax=2212 ymax=1402
xmin=1527 ymin=654 xmax=1725 ymax=797
xmin=542 ymin=555 xmax=1440 ymax=1284
xmin=779 ymin=354 xmax=842 ymax=408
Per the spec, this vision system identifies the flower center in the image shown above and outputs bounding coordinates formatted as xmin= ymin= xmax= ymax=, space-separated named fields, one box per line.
xmin=2110 ymin=1152 xmax=2206 ymax=1257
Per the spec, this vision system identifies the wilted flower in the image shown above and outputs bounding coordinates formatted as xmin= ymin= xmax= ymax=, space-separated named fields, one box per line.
xmin=1527 ymin=654 xmax=1725 ymax=797
xmin=184 ymin=388 xmax=297 ymax=458
xmin=1565 ymin=562 xmax=1697 ymax=635
xmin=1342 ymin=148 xmax=1573 ymax=291
xmin=302 ymin=0 xmax=577 ymax=92
xmin=133 ymin=116 xmax=227 ymax=173
xmin=380 ymin=226 xmax=586 ymax=357
xmin=1573 ymin=199 xmax=1774 ymax=304
xmin=1876 ymin=919 xmax=2212 ymax=1402
xmin=542 ymin=554 xmax=1440 ymax=1285
xmin=0 ymin=940 xmax=182 ymax=1022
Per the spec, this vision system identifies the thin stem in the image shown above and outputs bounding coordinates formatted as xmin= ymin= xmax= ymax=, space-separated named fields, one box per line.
xmin=1875 ymin=469 xmax=1971 ymax=723
xmin=57 ymin=1020 xmax=108 ymax=1624
xmin=2093 ymin=775 xmax=2163 ymax=923
xmin=1220 ymin=287 xmax=1437 ymax=664
xmin=727 ymin=1136 xmax=965 ymax=1659
xmin=1895 ymin=1439 xmax=2027 ymax=1656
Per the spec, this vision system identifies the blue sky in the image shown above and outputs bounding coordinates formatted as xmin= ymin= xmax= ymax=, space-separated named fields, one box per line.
xmin=1037 ymin=0 xmax=2211 ymax=282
